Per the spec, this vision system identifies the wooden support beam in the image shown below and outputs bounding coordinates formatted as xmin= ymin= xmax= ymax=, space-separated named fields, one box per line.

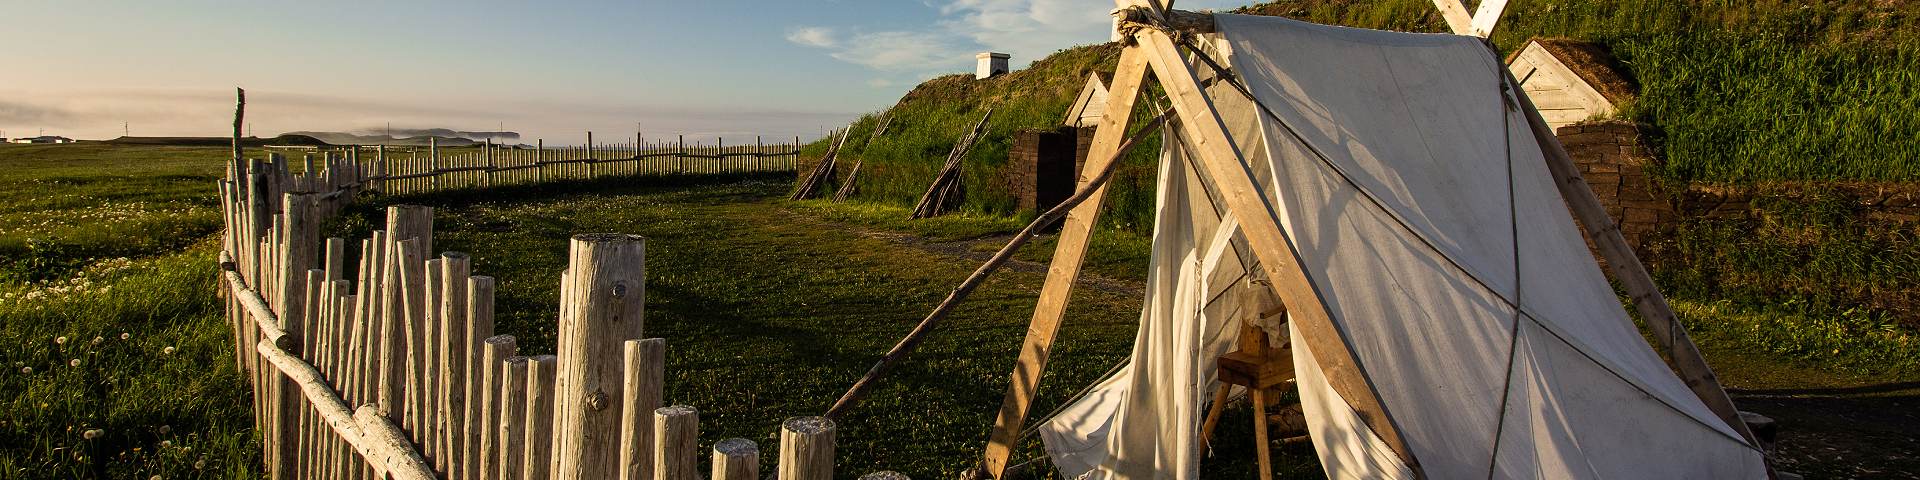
xmin=1124 ymin=12 xmax=1424 ymax=472
xmin=1470 ymin=0 xmax=1511 ymax=37
xmin=1432 ymin=0 xmax=1475 ymax=35
xmin=978 ymin=44 xmax=1152 ymax=479
xmin=1499 ymin=57 xmax=1765 ymax=451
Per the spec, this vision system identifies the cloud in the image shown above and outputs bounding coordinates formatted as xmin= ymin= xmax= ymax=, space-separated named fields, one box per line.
xmin=785 ymin=26 xmax=839 ymax=48
xmin=785 ymin=0 xmax=1251 ymax=83
xmin=829 ymin=31 xmax=963 ymax=71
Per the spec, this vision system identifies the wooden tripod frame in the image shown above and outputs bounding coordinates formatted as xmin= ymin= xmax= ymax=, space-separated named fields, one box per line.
xmin=976 ymin=2 xmax=1762 ymax=478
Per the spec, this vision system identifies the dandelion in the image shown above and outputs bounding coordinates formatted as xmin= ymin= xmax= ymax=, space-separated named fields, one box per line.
xmin=194 ymin=459 xmax=205 ymax=469
xmin=54 ymin=336 xmax=67 ymax=345
xmin=19 ymin=367 xmax=31 ymax=374
xmin=69 ymin=359 xmax=81 ymax=368
xmin=91 ymin=336 xmax=103 ymax=345
xmin=83 ymin=429 xmax=103 ymax=440
xmin=119 ymin=332 xmax=130 ymax=340
xmin=157 ymin=425 xmax=170 ymax=434
xmin=160 ymin=440 xmax=172 ymax=448
xmin=162 ymin=346 xmax=176 ymax=355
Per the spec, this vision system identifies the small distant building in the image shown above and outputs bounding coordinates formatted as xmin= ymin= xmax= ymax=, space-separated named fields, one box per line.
xmin=976 ymin=52 xmax=1010 ymax=79
xmin=1506 ymin=38 xmax=1635 ymax=129
xmin=1062 ymin=72 xmax=1113 ymax=128
xmin=9 ymin=136 xmax=75 ymax=144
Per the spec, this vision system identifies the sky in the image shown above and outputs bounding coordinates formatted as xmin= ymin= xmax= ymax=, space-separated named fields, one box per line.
xmin=1 ymin=0 xmax=1244 ymax=145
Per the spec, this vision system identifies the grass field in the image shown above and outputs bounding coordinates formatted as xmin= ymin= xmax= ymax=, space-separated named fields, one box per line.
xmin=0 ymin=144 xmax=257 ymax=479
xmin=5 ymin=144 xmax=1917 ymax=478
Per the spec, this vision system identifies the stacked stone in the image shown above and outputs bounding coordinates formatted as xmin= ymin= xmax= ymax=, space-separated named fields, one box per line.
xmin=1557 ymin=120 xmax=1670 ymax=249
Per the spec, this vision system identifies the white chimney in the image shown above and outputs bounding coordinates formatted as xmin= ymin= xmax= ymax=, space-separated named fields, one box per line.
xmin=976 ymin=52 xmax=1010 ymax=79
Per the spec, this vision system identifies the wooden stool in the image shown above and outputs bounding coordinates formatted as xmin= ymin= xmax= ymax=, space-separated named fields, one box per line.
xmin=1200 ymin=324 xmax=1295 ymax=480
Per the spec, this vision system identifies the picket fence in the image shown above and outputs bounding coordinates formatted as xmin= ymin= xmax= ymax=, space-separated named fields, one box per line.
xmin=216 ymin=140 xmax=915 ymax=479
xmin=267 ymin=134 xmax=801 ymax=196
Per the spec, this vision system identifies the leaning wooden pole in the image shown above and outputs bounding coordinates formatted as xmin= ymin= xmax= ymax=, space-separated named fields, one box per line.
xmin=1499 ymin=54 xmax=1764 ymax=449
xmin=823 ymin=112 xmax=1169 ymax=420
xmin=977 ymin=45 xmax=1153 ymax=479
xmin=232 ymin=88 xmax=246 ymax=168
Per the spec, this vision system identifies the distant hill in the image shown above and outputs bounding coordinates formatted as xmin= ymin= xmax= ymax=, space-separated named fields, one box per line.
xmin=106 ymin=135 xmax=330 ymax=147
xmin=280 ymin=132 xmax=492 ymax=147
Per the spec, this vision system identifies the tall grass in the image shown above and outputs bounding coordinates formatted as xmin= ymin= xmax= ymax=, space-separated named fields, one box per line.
xmin=821 ymin=0 xmax=1920 ymax=236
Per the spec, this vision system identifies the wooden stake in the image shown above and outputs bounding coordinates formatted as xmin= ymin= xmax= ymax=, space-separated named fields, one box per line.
xmin=712 ymin=438 xmax=759 ymax=480
xmin=653 ymin=405 xmax=699 ymax=480
xmin=553 ymin=234 xmax=647 ymax=480
xmin=479 ymin=334 xmax=519 ymax=480
xmin=464 ymin=275 xmax=498 ymax=479
xmin=524 ymin=355 xmax=559 ymax=480
xmin=618 ymin=338 xmax=666 ymax=480
xmin=778 ymin=417 xmax=835 ymax=480
xmin=500 ymin=355 xmax=532 ymax=480
xmin=437 ymin=252 xmax=473 ymax=480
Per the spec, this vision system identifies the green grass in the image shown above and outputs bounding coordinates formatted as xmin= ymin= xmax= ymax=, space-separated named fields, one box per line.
xmin=334 ymin=176 xmax=1313 ymax=478
xmin=0 ymin=143 xmax=255 ymax=479
xmin=0 ymin=144 xmax=228 ymax=284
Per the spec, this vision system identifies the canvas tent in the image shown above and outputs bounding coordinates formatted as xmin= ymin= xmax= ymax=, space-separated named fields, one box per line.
xmin=979 ymin=5 xmax=1768 ymax=480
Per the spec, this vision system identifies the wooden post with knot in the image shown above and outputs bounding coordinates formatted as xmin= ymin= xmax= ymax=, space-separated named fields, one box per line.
xmin=553 ymin=233 xmax=648 ymax=479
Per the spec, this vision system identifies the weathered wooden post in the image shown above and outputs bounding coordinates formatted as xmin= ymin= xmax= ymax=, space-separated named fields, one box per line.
xmin=712 ymin=438 xmax=760 ymax=480
xmin=500 ymin=355 xmax=531 ymax=480
xmin=587 ymin=131 xmax=597 ymax=179
xmin=419 ymin=257 xmax=443 ymax=458
xmin=478 ymin=334 xmax=518 ymax=479
xmin=436 ymin=252 xmax=472 ymax=478
xmin=618 ymin=338 xmax=665 ymax=480
xmin=553 ymin=233 xmax=647 ymax=480
xmin=653 ymin=406 xmax=699 ymax=480
xmin=463 ymin=275 xmax=498 ymax=478
xmin=379 ymin=237 xmax=423 ymax=427
xmin=778 ymin=417 xmax=836 ymax=480
xmin=524 ymin=354 xmax=559 ymax=480
xmin=428 ymin=136 xmax=440 ymax=192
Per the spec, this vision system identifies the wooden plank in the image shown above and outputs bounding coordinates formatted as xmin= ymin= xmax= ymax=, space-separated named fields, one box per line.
xmin=978 ymin=44 xmax=1152 ymax=479
xmin=1501 ymin=60 xmax=1767 ymax=451
xmin=1431 ymin=0 xmax=1474 ymax=34
xmin=1128 ymin=20 xmax=1425 ymax=471
xmin=1469 ymin=0 xmax=1511 ymax=36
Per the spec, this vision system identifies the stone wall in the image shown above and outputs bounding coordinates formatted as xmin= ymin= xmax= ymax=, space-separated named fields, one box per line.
xmin=1557 ymin=120 xmax=1673 ymax=248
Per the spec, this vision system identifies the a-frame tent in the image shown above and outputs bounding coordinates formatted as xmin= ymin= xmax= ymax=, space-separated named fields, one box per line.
xmin=976 ymin=2 xmax=1771 ymax=478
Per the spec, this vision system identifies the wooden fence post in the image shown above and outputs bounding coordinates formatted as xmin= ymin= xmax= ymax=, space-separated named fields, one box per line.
xmin=653 ymin=406 xmax=699 ymax=480
xmin=712 ymin=438 xmax=760 ymax=480
xmin=778 ymin=417 xmax=835 ymax=480
xmin=478 ymin=334 xmax=518 ymax=480
xmin=618 ymin=338 xmax=665 ymax=480
xmin=463 ymin=275 xmax=498 ymax=478
xmin=500 ymin=355 xmax=532 ymax=480
xmin=553 ymin=233 xmax=647 ymax=480
xmin=379 ymin=237 xmax=423 ymax=426
xmin=437 ymin=251 xmax=472 ymax=479
xmin=524 ymin=354 xmax=559 ymax=480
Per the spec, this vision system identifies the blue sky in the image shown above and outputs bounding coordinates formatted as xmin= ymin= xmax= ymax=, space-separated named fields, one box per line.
xmin=0 ymin=0 xmax=1243 ymax=144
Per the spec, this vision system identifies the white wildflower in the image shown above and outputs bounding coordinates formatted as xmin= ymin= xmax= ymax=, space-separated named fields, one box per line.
xmin=119 ymin=332 xmax=130 ymax=340
xmin=19 ymin=367 xmax=31 ymax=374
xmin=162 ymin=346 xmax=176 ymax=355
xmin=91 ymin=336 xmax=103 ymax=345
xmin=54 ymin=336 xmax=67 ymax=345
xmin=157 ymin=425 xmax=170 ymax=434
xmin=194 ymin=459 xmax=205 ymax=469
xmin=83 ymin=429 xmax=103 ymax=440
xmin=69 ymin=359 xmax=80 ymax=368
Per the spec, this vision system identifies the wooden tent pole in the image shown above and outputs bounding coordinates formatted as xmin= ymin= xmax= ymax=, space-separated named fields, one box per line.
xmin=1499 ymin=58 xmax=1764 ymax=449
xmin=977 ymin=45 xmax=1151 ymax=479
xmin=1122 ymin=9 xmax=1425 ymax=472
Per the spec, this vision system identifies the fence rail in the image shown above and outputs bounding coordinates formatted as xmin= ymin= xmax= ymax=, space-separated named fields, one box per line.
xmin=217 ymin=135 xmax=915 ymax=479
xmin=266 ymin=134 xmax=802 ymax=197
